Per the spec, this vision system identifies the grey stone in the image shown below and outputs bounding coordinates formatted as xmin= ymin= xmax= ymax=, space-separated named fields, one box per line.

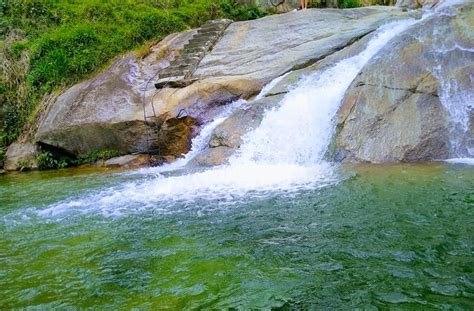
xmin=396 ymin=0 xmax=439 ymax=10
xmin=335 ymin=2 xmax=474 ymax=162
xmin=103 ymin=154 xmax=150 ymax=168
xmin=194 ymin=7 xmax=411 ymax=84
xmin=34 ymin=7 xmax=412 ymax=162
xmin=35 ymin=30 xmax=197 ymax=157
xmin=4 ymin=142 xmax=39 ymax=171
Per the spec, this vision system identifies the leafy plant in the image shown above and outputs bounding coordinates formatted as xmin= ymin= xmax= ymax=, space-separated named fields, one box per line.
xmin=338 ymin=0 xmax=362 ymax=8
xmin=0 ymin=147 xmax=6 ymax=167
xmin=220 ymin=0 xmax=265 ymax=21
xmin=16 ymin=159 xmax=32 ymax=171
xmin=75 ymin=149 xmax=120 ymax=165
xmin=36 ymin=150 xmax=69 ymax=170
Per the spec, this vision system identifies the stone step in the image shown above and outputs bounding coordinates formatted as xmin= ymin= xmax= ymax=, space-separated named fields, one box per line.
xmin=182 ymin=47 xmax=208 ymax=54
xmin=155 ymin=18 xmax=233 ymax=89
xmin=202 ymin=19 xmax=232 ymax=27
xmin=155 ymin=76 xmax=197 ymax=88
xmin=185 ymin=39 xmax=213 ymax=47
xmin=159 ymin=71 xmax=191 ymax=79
xmin=191 ymin=33 xmax=221 ymax=41
xmin=163 ymin=64 xmax=193 ymax=71
xmin=196 ymin=29 xmax=222 ymax=36
xmin=173 ymin=55 xmax=202 ymax=63
xmin=186 ymin=40 xmax=213 ymax=48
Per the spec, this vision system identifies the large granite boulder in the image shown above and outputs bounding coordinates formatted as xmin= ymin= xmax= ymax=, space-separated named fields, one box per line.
xmin=190 ymin=7 xmax=418 ymax=167
xmin=194 ymin=7 xmax=409 ymax=83
xmin=33 ymin=7 xmax=410 ymax=161
xmin=334 ymin=2 xmax=474 ymax=163
xmin=34 ymin=30 xmax=199 ymax=157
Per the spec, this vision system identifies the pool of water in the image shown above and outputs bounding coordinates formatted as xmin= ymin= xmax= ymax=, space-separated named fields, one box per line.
xmin=0 ymin=163 xmax=473 ymax=309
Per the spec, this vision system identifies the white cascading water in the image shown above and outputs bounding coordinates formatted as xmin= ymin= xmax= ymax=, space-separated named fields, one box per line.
xmin=135 ymin=99 xmax=247 ymax=174
xmin=38 ymin=17 xmax=427 ymax=217
xmin=129 ymin=72 xmax=291 ymax=176
xmin=425 ymin=0 xmax=474 ymax=163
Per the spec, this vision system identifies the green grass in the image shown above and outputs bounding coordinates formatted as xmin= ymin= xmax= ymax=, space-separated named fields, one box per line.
xmin=36 ymin=150 xmax=69 ymax=170
xmin=35 ymin=148 xmax=121 ymax=170
xmin=337 ymin=0 xmax=362 ymax=8
xmin=75 ymin=149 xmax=121 ymax=166
xmin=0 ymin=0 xmax=265 ymax=157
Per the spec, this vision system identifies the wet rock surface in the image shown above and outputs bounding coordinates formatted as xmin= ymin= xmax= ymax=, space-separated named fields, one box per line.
xmin=334 ymin=2 xmax=474 ymax=162
xmin=191 ymin=94 xmax=285 ymax=166
xmin=103 ymin=154 xmax=151 ymax=168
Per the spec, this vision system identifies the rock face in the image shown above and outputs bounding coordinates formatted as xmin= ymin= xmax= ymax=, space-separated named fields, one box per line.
xmin=238 ymin=0 xmax=299 ymax=13
xmin=33 ymin=7 xmax=410 ymax=161
xmin=396 ymin=0 xmax=439 ymax=9
xmin=334 ymin=2 xmax=474 ymax=163
xmin=194 ymin=7 xmax=408 ymax=83
xmin=103 ymin=154 xmax=150 ymax=168
xmin=35 ymin=30 xmax=197 ymax=157
xmin=155 ymin=19 xmax=233 ymax=88
xmin=192 ymin=21 xmax=393 ymax=167
xmin=4 ymin=142 xmax=39 ymax=171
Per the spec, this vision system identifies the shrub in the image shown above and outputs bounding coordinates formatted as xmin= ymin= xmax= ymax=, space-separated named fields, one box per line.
xmin=220 ymin=0 xmax=265 ymax=21
xmin=75 ymin=149 xmax=120 ymax=165
xmin=0 ymin=147 xmax=5 ymax=167
xmin=17 ymin=159 xmax=32 ymax=171
xmin=338 ymin=0 xmax=362 ymax=8
xmin=36 ymin=150 xmax=69 ymax=170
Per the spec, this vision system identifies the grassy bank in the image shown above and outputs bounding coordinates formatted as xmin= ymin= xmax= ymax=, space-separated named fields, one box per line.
xmin=0 ymin=0 xmax=264 ymax=160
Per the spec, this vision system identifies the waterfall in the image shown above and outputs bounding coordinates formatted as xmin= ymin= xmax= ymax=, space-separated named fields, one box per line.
xmin=231 ymin=20 xmax=420 ymax=166
xmin=136 ymin=99 xmax=247 ymax=174
xmin=37 ymin=17 xmax=424 ymax=218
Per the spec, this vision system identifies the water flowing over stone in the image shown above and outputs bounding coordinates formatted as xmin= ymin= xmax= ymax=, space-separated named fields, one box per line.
xmin=335 ymin=1 xmax=473 ymax=162
xmin=32 ymin=7 xmax=410 ymax=160
xmin=38 ymin=17 xmax=422 ymax=217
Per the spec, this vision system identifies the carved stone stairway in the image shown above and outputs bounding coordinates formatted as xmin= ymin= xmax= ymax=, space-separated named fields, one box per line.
xmin=154 ymin=19 xmax=232 ymax=89
xmin=143 ymin=19 xmax=232 ymax=157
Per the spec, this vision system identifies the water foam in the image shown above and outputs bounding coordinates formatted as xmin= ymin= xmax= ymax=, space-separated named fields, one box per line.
xmin=132 ymin=73 xmax=291 ymax=176
xmin=444 ymin=158 xmax=474 ymax=165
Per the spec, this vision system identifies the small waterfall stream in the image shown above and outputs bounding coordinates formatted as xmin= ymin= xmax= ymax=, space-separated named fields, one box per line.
xmin=429 ymin=0 xmax=474 ymax=160
xmin=231 ymin=20 xmax=420 ymax=166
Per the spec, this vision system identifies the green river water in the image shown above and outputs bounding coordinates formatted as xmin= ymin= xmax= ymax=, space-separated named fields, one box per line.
xmin=0 ymin=163 xmax=473 ymax=309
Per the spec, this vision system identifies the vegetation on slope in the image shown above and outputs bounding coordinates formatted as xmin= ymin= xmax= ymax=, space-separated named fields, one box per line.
xmin=0 ymin=0 xmax=264 ymax=159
